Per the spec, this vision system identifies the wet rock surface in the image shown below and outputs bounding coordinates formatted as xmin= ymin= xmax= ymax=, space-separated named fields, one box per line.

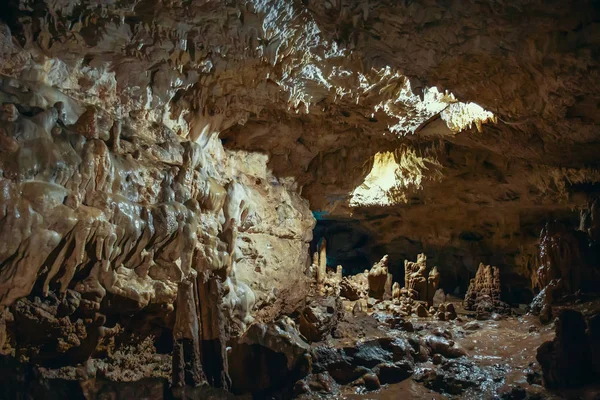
xmin=0 ymin=0 xmax=599 ymax=399
xmin=464 ymin=263 xmax=510 ymax=318
xmin=536 ymin=309 xmax=598 ymax=389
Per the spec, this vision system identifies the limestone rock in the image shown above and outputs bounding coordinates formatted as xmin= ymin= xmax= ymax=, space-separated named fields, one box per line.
xmin=229 ymin=317 xmax=311 ymax=394
xmin=404 ymin=254 xmax=440 ymax=306
xmin=368 ymin=255 xmax=392 ymax=300
xmin=536 ymin=310 xmax=597 ymax=388
xmin=432 ymin=289 xmax=446 ymax=307
xmin=415 ymin=304 xmax=429 ymax=318
xmin=464 ymin=263 xmax=510 ymax=317
xmin=297 ymin=297 xmax=342 ymax=343
xmin=340 ymin=276 xmax=367 ymax=301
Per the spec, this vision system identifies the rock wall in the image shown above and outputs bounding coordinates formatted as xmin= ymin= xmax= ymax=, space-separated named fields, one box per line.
xmin=0 ymin=78 xmax=314 ymax=370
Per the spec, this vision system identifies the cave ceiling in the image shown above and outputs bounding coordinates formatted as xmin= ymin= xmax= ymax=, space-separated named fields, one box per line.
xmin=1 ymin=0 xmax=599 ymax=281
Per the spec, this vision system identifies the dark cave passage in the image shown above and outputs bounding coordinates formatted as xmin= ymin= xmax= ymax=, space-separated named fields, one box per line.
xmin=309 ymin=212 xmax=541 ymax=305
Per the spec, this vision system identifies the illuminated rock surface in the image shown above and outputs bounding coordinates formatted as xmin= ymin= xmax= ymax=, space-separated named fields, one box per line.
xmin=0 ymin=0 xmax=599 ymax=398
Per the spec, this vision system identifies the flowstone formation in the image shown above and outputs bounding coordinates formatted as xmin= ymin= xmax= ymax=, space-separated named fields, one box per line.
xmin=0 ymin=79 xmax=315 ymax=395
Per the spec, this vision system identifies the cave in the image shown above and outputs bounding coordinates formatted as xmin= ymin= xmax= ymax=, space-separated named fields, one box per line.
xmin=0 ymin=1 xmax=600 ymax=399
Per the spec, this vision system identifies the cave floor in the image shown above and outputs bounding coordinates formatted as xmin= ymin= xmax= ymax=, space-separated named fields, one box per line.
xmin=309 ymin=296 xmax=600 ymax=400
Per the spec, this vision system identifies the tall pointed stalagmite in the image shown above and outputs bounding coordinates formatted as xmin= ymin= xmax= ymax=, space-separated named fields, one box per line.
xmin=317 ymin=238 xmax=327 ymax=284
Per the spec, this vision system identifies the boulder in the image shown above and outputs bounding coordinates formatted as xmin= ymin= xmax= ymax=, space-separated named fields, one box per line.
xmin=297 ymin=297 xmax=342 ymax=342
xmin=536 ymin=309 xmax=596 ymax=388
xmin=228 ymin=317 xmax=311 ymax=394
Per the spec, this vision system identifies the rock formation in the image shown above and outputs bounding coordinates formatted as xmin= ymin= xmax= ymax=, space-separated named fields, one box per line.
xmin=531 ymin=202 xmax=600 ymax=321
xmin=340 ymin=274 xmax=368 ymax=301
xmin=404 ymin=254 xmax=440 ymax=306
xmin=297 ymin=297 xmax=342 ymax=343
xmin=368 ymin=255 xmax=392 ymax=300
xmin=0 ymin=0 xmax=599 ymax=398
xmin=536 ymin=309 xmax=597 ymax=388
xmin=464 ymin=263 xmax=509 ymax=317
xmin=0 ymin=79 xmax=314 ymax=387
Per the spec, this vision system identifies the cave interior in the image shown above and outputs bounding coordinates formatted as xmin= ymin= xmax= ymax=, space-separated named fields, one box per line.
xmin=0 ymin=0 xmax=600 ymax=399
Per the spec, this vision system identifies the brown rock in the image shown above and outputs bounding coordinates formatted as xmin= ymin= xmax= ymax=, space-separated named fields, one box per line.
xmin=416 ymin=304 xmax=429 ymax=318
xmin=404 ymin=254 xmax=440 ymax=306
xmin=464 ymin=263 xmax=510 ymax=315
xmin=368 ymin=255 xmax=391 ymax=299
xmin=362 ymin=373 xmax=381 ymax=391
xmin=536 ymin=309 xmax=595 ymax=388
xmin=297 ymin=297 xmax=342 ymax=342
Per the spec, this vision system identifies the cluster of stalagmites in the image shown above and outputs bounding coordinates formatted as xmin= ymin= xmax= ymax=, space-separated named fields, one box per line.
xmin=312 ymin=249 xmax=457 ymax=322
xmin=463 ymin=263 xmax=510 ymax=319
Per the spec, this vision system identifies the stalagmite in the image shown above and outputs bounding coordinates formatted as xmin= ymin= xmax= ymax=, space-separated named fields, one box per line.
xmin=197 ymin=272 xmax=231 ymax=389
xmin=404 ymin=254 xmax=439 ymax=306
xmin=427 ymin=267 xmax=440 ymax=306
xmin=172 ymin=278 xmax=205 ymax=388
xmin=368 ymin=255 xmax=391 ymax=299
xmin=317 ymin=238 xmax=327 ymax=284
xmin=464 ymin=263 xmax=509 ymax=316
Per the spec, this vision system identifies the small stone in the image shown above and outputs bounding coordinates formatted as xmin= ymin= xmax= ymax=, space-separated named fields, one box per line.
xmin=445 ymin=303 xmax=457 ymax=320
xmin=464 ymin=321 xmax=481 ymax=331
xmin=432 ymin=354 xmax=443 ymax=365
xmin=402 ymin=320 xmax=414 ymax=332
xmin=362 ymin=373 xmax=381 ymax=391
xmin=491 ymin=313 xmax=502 ymax=321
xmin=374 ymin=361 xmax=414 ymax=384
xmin=416 ymin=304 xmax=429 ymax=318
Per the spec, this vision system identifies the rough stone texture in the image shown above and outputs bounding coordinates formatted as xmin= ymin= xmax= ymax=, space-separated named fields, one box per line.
xmin=228 ymin=317 xmax=311 ymax=395
xmin=464 ymin=263 xmax=510 ymax=317
xmin=536 ymin=309 xmax=597 ymax=389
xmin=404 ymin=253 xmax=440 ymax=306
xmin=0 ymin=0 xmax=599 ymax=396
xmin=297 ymin=296 xmax=342 ymax=343
xmin=340 ymin=275 xmax=367 ymax=301
xmin=0 ymin=76 xmax=313 ymax=382
xmin=367 ymin=255 xmax=391 ymax=299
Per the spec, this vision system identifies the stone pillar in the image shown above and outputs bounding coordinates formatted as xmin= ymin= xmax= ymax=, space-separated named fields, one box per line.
xmin=197 ymin=272 xmax=231 ymax=390
xmin=427 ymin=266 xmax=440 ymax=306
xmin=384 ymin=273 xmax=393 ymax=300
xmin=336 ymin=265 xmax=343 ymax=282
xmin=317 ymin=238 xmax=327 ymax=284
xmin=172 ymin=279 xmax=205 ymax=388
